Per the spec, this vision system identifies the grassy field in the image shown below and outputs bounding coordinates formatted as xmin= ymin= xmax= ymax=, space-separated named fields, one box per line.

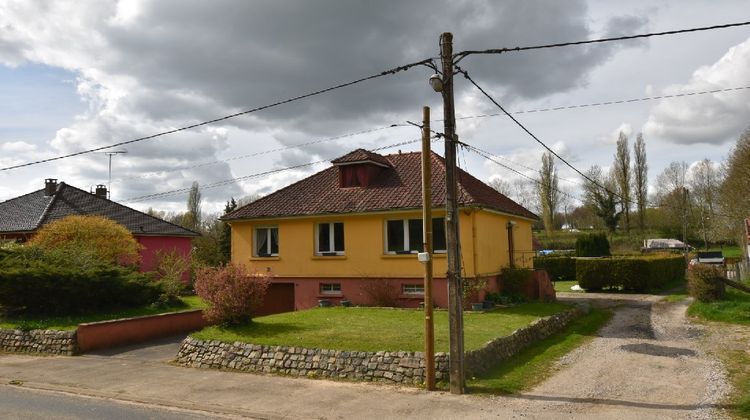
xmin=468 ymin=309 xmax=612 ymax=394
xmin=687 ymin=289 xmax=750 ymax=325
xmin=192 ymin=303 xmax=570 ymax=352
xmin=0 ymin=295 xmax=207 ymax=331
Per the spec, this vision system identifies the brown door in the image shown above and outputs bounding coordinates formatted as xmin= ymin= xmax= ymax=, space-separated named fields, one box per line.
xmin=256 ymin=283 xmax=295 ymax=316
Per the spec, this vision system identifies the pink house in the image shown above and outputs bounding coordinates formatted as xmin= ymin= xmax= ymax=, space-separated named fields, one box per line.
xmin=0 ymin=179 xmax=199 ymax=272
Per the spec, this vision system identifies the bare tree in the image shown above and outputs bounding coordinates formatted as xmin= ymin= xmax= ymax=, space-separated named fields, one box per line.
xmin=633 ymin=133 xmax=648 ymax=231
xmin=583 ymin=165 xmax=620 ymax=233
xmin=689 ymin=159 xmax=721 ymax=249
xmin=509 ymin=178 xmax=539 ymax=214
xmin=488 ymin=178 xmax=512 ymax=197
xmin=613 ymin=131 xmax=632 ymax=233
xmin=656 ymin=162 xmax=691 ymax=244
xmin=537 ymin=152 xmax=559 ymax=237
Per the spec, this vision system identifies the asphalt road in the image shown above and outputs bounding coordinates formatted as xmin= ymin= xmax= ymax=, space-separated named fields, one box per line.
xmin=0 ymin=385 xmax=222 ymax=420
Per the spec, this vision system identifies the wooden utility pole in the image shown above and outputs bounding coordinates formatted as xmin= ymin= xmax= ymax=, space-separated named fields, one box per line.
xmin=420 ymin=106 xmax=436 ymax=391
xmin=439 ymin=32 xmax=465 ymax=394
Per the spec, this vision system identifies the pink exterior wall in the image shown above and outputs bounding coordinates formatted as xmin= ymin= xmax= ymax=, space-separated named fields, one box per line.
xmin=135 ymin=235 xmax=193 ymax=280
xmin=270 ymin=276 xmax=450 ymax=311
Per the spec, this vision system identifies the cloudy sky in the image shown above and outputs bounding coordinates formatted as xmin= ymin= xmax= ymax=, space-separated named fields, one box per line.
xmin=0 ymin=0 xmax=748 ymax=214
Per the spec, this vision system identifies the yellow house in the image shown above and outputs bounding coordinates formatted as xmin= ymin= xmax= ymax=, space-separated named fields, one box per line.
xmin=224 ymin=149 xmax=538 ymax=313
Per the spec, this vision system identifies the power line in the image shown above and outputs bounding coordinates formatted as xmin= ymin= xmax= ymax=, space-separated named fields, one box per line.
xmin=464 ymin=143 xmax=584 ymax=204
xmin=123 ymin=136 xmax=430 ymax=203
xmin=0 ymin=59 xmax=434 ymax=172
xmin=457 ymin=66 xmax=738 ymax=220
xmin=455 ymin=84 xmax=750 ymax=121
xmin=117 ymin=123 xmax=406 ymax=182
xmin=455 ymin=65 xmax=608 ymax=196
xmin=455 ymin=20 xmax=750 ymax=61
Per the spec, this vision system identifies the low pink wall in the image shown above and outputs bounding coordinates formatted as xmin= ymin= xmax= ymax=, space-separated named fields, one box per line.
xmin=76 ymin=310 xmax=208 ymax=353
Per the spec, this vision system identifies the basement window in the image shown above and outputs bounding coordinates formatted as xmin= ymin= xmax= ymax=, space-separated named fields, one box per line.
xmin=402 ymin=284 xmax=424 ymax=295
xmin=320 ymin=283 xmax=342 ymax=295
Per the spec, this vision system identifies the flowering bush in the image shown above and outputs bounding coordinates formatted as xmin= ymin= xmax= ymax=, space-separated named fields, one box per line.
xmin=194 ymin=264 xmax=269 ymax=325
xmin=29 ymin=215 xmax=141 ymax=267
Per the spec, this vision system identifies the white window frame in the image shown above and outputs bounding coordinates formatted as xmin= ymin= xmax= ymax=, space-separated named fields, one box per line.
xmin=320 ymin=283 xmax=342 ymax=295
xmin=402 ymin=284 xmax=424 ymax=295
xmin=254 ymin=226 xmax=279 ymax=257
xmin=315 ymin=222 xmax=345 ymax=256
xmin=385 ymin=218 xmax=447 ymax=254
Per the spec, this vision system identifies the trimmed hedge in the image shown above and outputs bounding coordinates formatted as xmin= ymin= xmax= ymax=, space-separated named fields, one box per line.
xmin=575 ymin=233 xmax=611 ymax=257
xmin=0 ymin=265 xmax=162 ymax=315
xmin=687 ymin=265 xmax=726 ymax=302
xmin=576 ymin=255 xmax=685 ymax=292
xmin=533 ymin=256 xmax=576 ymax=281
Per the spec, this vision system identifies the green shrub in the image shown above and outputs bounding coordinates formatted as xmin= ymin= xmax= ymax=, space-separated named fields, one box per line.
xmin=499 ymin=267 xmax=533 ymax=299
xmin=575 ymin=233 xmax=611 ymax=257
xmin=0 ymin=264 xmax=162 ymax=315
xmin=533 ymin=256 xmax=576 ymax=281
xmin=687 ymin=265 xmax=726 ymax=302
xmin=576 ymin=255 xmax=685 ymax=292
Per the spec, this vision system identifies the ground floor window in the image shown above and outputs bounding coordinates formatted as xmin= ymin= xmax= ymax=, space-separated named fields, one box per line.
xmin=385 ymin=218 xmax=446 ymax=253
xmin=316 ymin=222 xmax=344 ymax=255
xmin=254 ymin=226 xmax=279 ymax=257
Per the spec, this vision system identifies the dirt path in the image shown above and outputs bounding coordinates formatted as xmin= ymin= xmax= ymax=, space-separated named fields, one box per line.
xmin=501 ymin=293 xmax=731 ymax=419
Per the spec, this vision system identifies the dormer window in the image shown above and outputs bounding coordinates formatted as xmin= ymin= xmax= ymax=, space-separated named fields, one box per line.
xmin=331 ymin=148 xmax=392 ymax=189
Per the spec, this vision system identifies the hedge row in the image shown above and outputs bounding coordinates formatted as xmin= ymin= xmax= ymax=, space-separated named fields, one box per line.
xmin=0 ymin=265 xmax=162 ymax=315
xmin=576 ymin=255 xmax=685 ymax=292
xmin=533 ymin=256 xmax=576 ymax=281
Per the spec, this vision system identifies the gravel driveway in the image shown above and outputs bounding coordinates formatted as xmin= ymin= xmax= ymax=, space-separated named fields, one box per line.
xmin=500 ymin=293 xmax=731 ymax=419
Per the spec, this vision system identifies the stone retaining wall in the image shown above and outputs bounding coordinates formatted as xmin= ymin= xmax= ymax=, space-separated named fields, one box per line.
xmin=0 ymin=329 xmax=77 ymax=355
xmin=175 ymin=306 xmax=585 ymax=385
xmin=464 ymin=307 xmax=584 ymax=377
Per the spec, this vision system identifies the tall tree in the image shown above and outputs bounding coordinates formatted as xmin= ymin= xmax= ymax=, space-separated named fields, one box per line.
xmin=718 ymin=128 xmax=750 ymax=247
xmin=613 ymin=131 xmax=632 ymax=233
xmin=537 ymin=152 xmax=559 ymax=237
xmin=583 ymin=165 xmax=621 ymax=233
xmin=219 ymin=197 xmax=238 ymax=262
xmin=633 ymin=133 xmax=648 ymax=231
xmin=182 ymin=181 xmax=202 ymax=231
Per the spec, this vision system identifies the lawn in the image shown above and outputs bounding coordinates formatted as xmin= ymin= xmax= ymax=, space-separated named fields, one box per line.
xmin=553 ymin=280 xmax=581 ymax=293
xmin=192 ymin=302 xmax=571 ymax=352
xmin=687 ymin=289 xmax=750 ymax=325
xmin=468 ymin=309 xmax=611 ymax=394
xmin=0 ymin=295 xmax=207 ymax=331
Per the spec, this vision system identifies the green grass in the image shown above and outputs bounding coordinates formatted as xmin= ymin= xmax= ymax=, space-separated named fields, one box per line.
xmin=0 ymin=295 xmax=207 ymax=331
xmin=553 ymin=280 xmax=581 ymax=293
xmin=192 ymin=302 xmax=570 ymax=352
xmin=703 ymin=246 xmax=742 ymax=258
xmin=687 ymin=289 xmax=750 ymax=325
xmin=467 ymin=309 xmax=612 ymax=394
xmin=720 ymin=349 xmax=750 ymax=418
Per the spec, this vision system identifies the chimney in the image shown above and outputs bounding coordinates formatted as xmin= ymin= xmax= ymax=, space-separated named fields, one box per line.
xmin=95 ymin=184 xmax=108 ymax=199
xmin=44 ymin=179 xmax=58 ymax=196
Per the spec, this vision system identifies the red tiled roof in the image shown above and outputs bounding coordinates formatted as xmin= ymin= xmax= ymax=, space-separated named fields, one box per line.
xmin=225 ymin=150 xmax=538 ymax=221
xmin=330 ymin=148 xmax=392 ymax=167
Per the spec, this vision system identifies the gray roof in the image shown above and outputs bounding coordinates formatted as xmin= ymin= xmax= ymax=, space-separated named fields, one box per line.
xmin=0 ymin=182 xmax=199 ymax=237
